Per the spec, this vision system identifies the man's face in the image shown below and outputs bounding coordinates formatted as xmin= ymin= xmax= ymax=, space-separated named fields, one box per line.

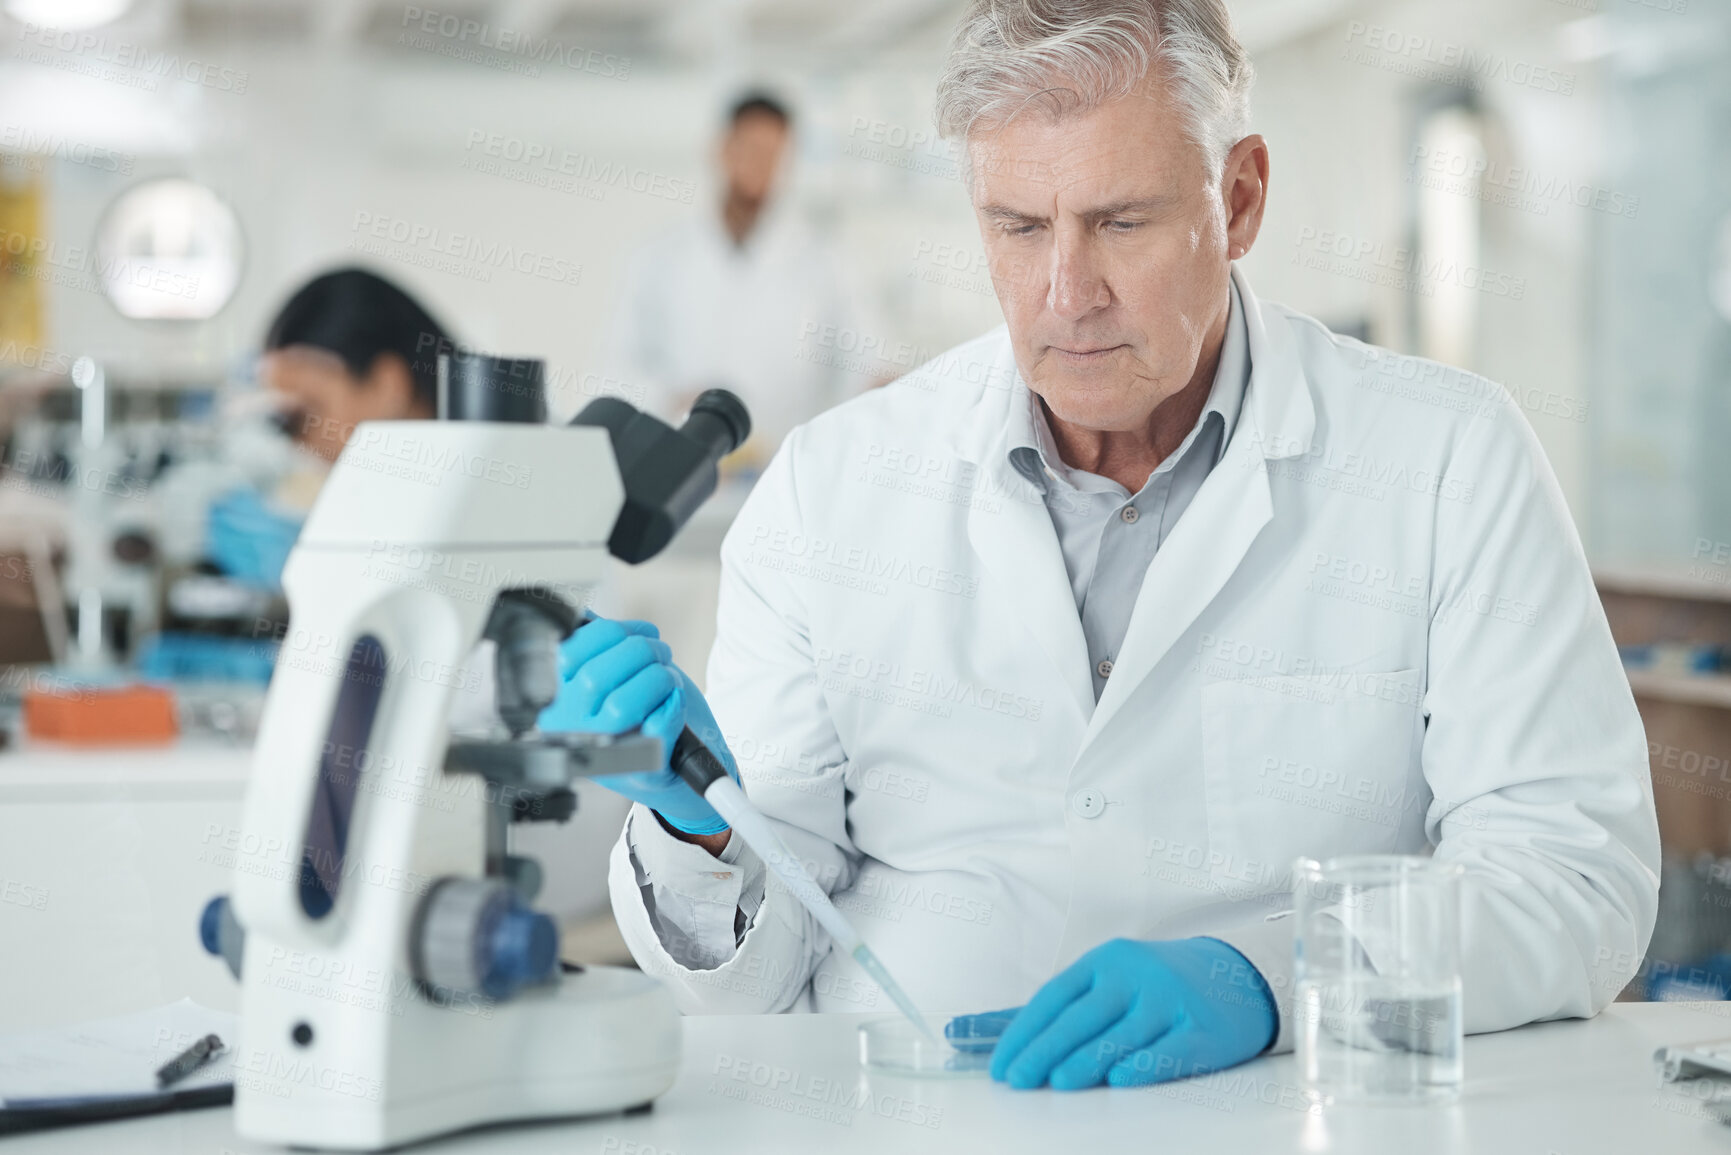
xmin=720 ymin=111 xmax=788 ymax=203
xmin=971 ymin=80 xmax=1254 ymax=432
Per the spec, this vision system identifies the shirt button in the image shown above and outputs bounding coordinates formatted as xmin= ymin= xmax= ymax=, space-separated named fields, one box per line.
xmin=1096 ymin=658 xmax=1114 ymax=679
xmin=1071 ymin=789 xmax=1106 ymax=819
xmin=1120 ymin=505 xmax=1140 ymax=523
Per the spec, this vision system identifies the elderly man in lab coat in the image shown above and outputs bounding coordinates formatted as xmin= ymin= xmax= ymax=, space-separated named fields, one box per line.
xmin=600 ymin=91 xmax=877 ymax=465
xmin=543 ymin=0 xmax=1659 ymax=1090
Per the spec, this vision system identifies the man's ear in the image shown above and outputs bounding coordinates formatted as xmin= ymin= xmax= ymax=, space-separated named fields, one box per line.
xmin=1222 ymin=134 xmax=1270 ymax=262
xmin=364 ymin=353 xmax=430 ymax=419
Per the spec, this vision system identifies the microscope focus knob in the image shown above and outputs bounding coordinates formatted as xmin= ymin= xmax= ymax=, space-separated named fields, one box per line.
xmin=411 ymin=878 xmax=559 ymax=1002
xmin=199 ymin=895 xmax=245 ymax=981
xmin=488 ymin=904 xmax=559 ymax=997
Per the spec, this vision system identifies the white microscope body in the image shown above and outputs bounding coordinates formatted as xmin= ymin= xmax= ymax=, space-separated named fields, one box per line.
xmin=211 ymin=381 xmax=748 ymax=1150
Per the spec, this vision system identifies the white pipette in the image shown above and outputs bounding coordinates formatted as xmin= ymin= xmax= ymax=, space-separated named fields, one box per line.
xmin=671 ymin=733 xmax=936 ymax=1041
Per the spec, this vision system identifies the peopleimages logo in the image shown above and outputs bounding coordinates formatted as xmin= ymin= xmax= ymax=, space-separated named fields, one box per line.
xmin=1343 ymin=22 xmax=1576 ymax=96
xmin=12 ymin=23 xmax=249 ymax=93
xmin=0 ymin=339 xmax=76 ymax=375
xmin=1292 ymin=227 xmax=1527 ymax=300
xmin=348 ymin=212 xmax=582 ymax=287
xmin=398 ymin=6 xmax=631 ymax=79
xmin=461 ymin=131 xmax=695 ymax=204
xmin=1408 ymin=143 xmax=1639 ymax=220
xmin=0 ymin=125 xmax=133 ymax=174
xmin=0 ymin=229 xmax=201 ymax=300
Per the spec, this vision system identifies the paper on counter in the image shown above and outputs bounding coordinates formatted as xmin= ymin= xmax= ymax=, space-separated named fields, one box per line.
xmin=0 ymin=998 xmax=237 ymax=1106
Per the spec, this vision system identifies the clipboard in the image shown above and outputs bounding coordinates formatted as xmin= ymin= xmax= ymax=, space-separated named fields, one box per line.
xmin=0 ymin=1083 xmax=234 ymax=1135
xmin=0 ymin=999 xmax=237 ymax=1136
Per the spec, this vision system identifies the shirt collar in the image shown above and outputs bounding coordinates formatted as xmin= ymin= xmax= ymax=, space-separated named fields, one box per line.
xmin=1008 ymin=279 xmax=1250 ymax=494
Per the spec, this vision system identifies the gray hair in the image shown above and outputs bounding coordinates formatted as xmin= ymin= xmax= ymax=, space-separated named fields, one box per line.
xmin=935 ymin=0 xmax=1254 ymax=179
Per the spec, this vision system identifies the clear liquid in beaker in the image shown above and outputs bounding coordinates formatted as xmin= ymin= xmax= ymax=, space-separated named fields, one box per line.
xmin=1296 ymin=976 xmax=1463 ymax=1103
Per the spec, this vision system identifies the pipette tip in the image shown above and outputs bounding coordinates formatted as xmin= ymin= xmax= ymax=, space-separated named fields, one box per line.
xmin=853 ymin=943 xmax=938 ymax=1042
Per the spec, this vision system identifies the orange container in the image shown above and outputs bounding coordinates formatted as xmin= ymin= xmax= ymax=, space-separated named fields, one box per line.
xmin=24 ymin=683 xmax=179 ymax=746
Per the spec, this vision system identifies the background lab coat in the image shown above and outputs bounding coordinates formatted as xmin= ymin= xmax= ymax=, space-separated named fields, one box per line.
xmin=600 ymin=209 xmax=879 ymax=459
xmin=608 ymin=270 xmax=1660 ymax=1050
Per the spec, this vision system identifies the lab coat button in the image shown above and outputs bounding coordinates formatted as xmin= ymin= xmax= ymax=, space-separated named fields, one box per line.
xmin=1071 ymin=789 xmax=1106 ymax=819
xmin=1096 ymin=658 xmax=1114 ymax=679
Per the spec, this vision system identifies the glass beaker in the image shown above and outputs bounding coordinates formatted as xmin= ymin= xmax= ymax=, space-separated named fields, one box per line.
xmin=1293 ymin=855 xmax=1464 ymax=1103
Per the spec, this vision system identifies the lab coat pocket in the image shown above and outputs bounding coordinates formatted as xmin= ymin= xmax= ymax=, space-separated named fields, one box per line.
xmin=1200 ymin=669 xmax=1424 ymax=883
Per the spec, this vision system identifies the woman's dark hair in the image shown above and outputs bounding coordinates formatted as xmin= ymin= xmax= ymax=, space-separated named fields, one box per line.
xmin=264 ymin=267 xmax=453 ymax=407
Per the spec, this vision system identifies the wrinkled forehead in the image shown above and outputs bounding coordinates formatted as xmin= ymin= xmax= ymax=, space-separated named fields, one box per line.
xmin=964 ymin=79 xmax=1204 ymax=210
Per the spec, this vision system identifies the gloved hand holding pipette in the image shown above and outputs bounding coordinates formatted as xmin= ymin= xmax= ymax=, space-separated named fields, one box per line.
xmin=537 ymin=616 xmax=737 ymax=837
xmin=540 ymin=614 xmax=936 ymax=1039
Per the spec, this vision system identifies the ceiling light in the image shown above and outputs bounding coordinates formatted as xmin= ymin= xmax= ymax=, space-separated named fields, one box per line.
xmin=4 ymin=0 xmax=133 ymax=32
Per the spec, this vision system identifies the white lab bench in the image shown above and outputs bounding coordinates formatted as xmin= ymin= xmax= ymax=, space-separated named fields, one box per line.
xmin=0 ymin=740 xmax=253 ymax=1030
xmin=3 ymin=1003 xmax=1730 ymax=1153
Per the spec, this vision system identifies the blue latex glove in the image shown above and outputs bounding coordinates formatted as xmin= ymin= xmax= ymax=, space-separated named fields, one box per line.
xmin=136 ymin=632 xmax=279 ymax=685
xmin=948 ymin=937 xmax=1277 ymax=1091
xmin=207 ymin=488 xmax=303 ymax=590
xmin=536 ymin=616 xmax=740 ymax=836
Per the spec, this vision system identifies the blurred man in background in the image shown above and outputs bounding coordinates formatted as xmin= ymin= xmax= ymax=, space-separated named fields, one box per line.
xmin=602 ymin=92 xmax=879 ymax=466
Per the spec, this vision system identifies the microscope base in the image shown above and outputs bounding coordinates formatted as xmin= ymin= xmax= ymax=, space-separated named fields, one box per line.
xmin=233 ymin=963 xmax=681 ymax=1151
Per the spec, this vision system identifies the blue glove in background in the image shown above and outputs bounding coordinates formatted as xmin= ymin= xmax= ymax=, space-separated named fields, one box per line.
xmin=536 ymin=617 xmax=741 ymax=836
xmin=948 ymin=937 xmax=1277 ymax=1090
xmin=207 ymin=488 xmax=304 ymax=590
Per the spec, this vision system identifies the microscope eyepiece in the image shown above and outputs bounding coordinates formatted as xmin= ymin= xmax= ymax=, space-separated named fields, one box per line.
xmin=437 ymin=351 xmax=546 ymax=424
xmin=572 ymin=389 xmax=754 ymax=564
xmin=681 ymin=389 xmax=751 ymax=461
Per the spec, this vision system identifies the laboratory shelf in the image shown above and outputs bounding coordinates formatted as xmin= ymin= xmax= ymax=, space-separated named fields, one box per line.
xmin=1594 ymin=565 xmax=1731 ymax=605
xmin=0 ymin=739 xmax=251 ymax=802
xmin=1624 ymin=669 xmax=1731 ymax=711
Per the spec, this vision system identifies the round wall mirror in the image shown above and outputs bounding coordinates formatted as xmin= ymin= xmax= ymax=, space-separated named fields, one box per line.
xmin=94 ymin=178 xmax=244 ymax=322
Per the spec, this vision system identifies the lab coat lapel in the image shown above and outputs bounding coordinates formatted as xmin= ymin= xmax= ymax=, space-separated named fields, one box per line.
xmin=1082 ymin=269 xmax=1317 ymax=744
xmin=961 ymin=364 xmax=1096 ymax=726
xmin=966 ymin=476 xmax=1096 ymax=725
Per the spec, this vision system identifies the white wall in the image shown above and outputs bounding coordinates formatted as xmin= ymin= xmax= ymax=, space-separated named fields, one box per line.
xmin=1241 ymin=0 xmax=1608 ymax=519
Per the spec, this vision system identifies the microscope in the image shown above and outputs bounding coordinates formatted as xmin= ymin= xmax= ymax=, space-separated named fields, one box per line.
xmin=199 ymin=353 xmax=750 ymax=1150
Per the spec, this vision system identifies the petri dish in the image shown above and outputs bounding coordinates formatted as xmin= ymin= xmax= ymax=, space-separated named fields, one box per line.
xmin=859 ymin=1014 xmax=1002 ymax=1078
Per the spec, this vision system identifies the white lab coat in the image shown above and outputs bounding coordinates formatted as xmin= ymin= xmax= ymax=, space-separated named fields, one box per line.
xmin=608 ymin=269 xmax=1659 ymax=1049
xmin=601 ymin=209 xmax=877 ymax=459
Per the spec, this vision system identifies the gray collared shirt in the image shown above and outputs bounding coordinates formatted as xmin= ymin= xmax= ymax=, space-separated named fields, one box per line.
xmin=1007 ymin=282 xmax=1251 ymax=701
